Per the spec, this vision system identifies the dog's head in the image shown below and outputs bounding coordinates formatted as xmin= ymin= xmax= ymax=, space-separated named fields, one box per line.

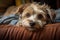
xmin=18 ymin=2 xmax=56 ymax=30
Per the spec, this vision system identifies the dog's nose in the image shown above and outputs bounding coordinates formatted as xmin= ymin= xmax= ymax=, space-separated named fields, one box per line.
xmin=30 ymin=22 xmax=35 ymax=26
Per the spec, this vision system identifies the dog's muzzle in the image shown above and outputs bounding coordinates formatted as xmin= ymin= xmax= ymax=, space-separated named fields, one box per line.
xmin=29 ymin=22 xmax=36 ymax=26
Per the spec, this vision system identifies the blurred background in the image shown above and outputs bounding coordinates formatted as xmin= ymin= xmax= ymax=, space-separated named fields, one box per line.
xmin=0 ymin=0 xmax=60 ymax=13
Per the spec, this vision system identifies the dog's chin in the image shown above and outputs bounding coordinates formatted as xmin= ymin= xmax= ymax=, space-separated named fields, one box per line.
xmin=22 ymin=23 xmax=44 ymax=31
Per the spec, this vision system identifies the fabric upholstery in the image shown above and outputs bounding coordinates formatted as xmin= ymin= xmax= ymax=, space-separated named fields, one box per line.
xmin=0 ymin=23 xmax=60 ymax=40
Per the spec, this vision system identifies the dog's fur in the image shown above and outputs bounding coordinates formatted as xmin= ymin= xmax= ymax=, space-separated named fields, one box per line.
xmin=16 ymin=2 xmax=56 ymax=30
xmin=4 ymin=6 xmax=18 ymax=16
xmin=4 ymin=2 xmax=56 ymax=30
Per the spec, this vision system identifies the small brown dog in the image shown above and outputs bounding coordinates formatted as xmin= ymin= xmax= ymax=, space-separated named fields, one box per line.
xmin=16 ymin=2 xmax=56 ymax=30
xmin=6 ymin=2 xmax=56 ymax=30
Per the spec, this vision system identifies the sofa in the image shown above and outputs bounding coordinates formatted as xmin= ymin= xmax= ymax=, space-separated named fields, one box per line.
xmin=0 ymin=23 xmax=60 ymax=40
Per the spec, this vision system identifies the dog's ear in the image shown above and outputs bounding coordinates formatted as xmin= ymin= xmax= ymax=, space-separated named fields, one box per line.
xmin=46 ymin=9 xmax=56 ymax=22
xmin=39 ymin=4 xmax=56 ymax=21
xmin=18 ymin=4 xmax=30 ymax=14
xmin=38 ymin=3 xmax=56 ymax=22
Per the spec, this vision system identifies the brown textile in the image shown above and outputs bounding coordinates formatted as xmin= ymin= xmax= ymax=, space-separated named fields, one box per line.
xmin=0 ymin=23 xmax=60 ymax=40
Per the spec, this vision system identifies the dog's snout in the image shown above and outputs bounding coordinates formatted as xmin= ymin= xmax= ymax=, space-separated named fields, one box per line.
xmin=30 ymin=22 xmax=35 ymax=26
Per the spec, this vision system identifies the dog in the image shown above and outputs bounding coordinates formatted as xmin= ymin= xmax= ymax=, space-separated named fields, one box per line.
xmin=16 ymin=2 xmax=56 ymax=30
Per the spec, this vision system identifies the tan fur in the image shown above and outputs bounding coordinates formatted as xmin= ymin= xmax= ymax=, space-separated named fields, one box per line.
xmin=16 ymin=2 xmax=56 ymax=30
xmin=4 ymin=6 xmax=19 ymax=16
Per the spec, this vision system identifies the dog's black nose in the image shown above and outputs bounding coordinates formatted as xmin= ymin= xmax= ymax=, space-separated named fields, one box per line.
xmin=30 ymin=22 xmax=35 ymax=26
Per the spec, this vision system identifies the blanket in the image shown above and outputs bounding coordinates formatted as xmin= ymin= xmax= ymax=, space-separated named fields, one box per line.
xmin=0 ymin=14 xmax=19 ymax=25
xmin=54 ymin=8 xmax=60 ymax=22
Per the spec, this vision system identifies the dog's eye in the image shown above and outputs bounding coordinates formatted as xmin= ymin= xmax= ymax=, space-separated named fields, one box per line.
xmin=37 ymin=14 xmax=43 ymax=19
xmin=26 ymin=13 xmax=30 ymax=17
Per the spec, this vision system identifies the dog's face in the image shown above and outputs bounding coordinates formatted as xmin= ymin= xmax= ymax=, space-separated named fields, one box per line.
xmin=17 ymin=3 xmax=56 ymax=30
